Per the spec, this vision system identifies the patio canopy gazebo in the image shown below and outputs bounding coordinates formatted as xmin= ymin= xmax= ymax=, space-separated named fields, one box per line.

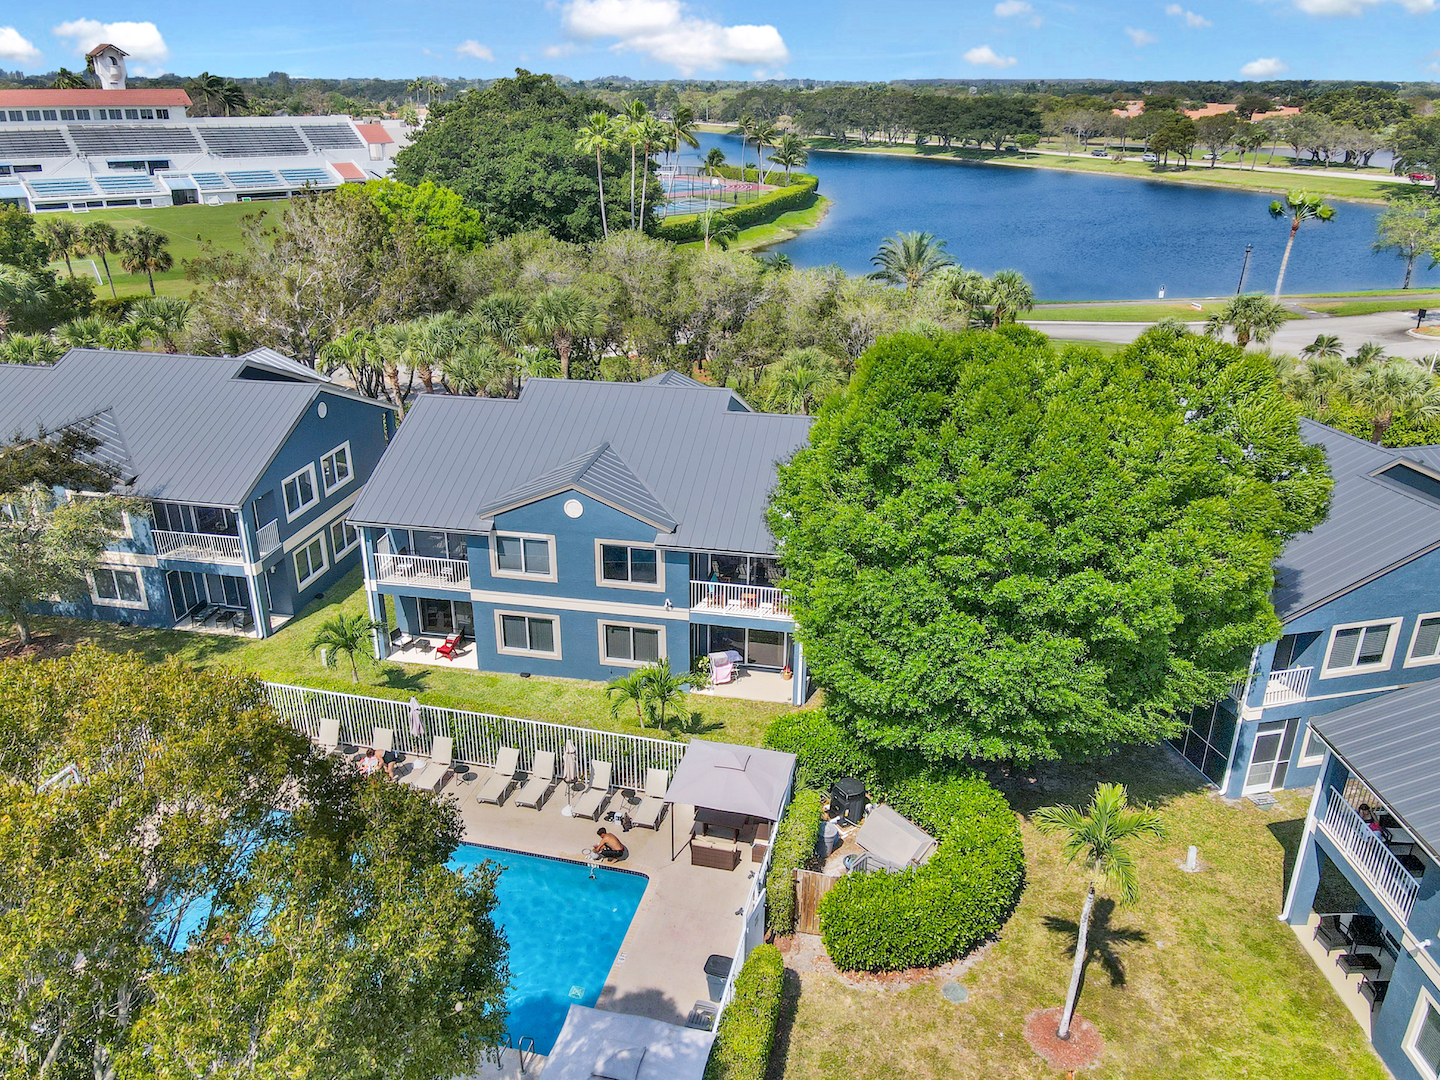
xmin=663 ymin=738 xmax=797 ymax=860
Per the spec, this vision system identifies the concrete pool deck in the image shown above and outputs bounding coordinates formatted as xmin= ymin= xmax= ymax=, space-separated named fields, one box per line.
xmin=451 ymin=776 xmax=756 ymax=1034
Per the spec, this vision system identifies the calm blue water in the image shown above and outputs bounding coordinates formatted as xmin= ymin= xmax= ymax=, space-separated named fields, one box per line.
xmin=450 ymin=844 xmax=647 ymax=1055
xmin=680 ymin=133 xmax=1439 ymax=301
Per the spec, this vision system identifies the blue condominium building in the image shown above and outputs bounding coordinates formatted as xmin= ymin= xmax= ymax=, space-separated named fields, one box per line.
xmin=0 ymin=347 xmax=395 ymax=637
xmin=347 ymin=373 xmax=815 ymax=704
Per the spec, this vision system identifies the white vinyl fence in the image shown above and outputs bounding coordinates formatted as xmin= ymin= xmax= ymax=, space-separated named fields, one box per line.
xmin=264 ymin=682 xmax=687 ymax=789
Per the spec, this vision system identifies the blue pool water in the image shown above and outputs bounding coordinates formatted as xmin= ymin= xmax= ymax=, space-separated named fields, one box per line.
xmin=448 ymin=844 xmax=648 ymax=1055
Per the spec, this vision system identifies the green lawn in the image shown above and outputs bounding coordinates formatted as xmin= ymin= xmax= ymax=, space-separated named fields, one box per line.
xmin=679 ymin=196 xmax=833 ymax=253
xmin=775 ymin=745 xmax=1386 ymax=1080
xmin=1306 ymin=297 xmax=1440 ymax=317
xmin=1045 ymin=338 xmax=1128 ymax=355
xmin=13 ymin=567 xmax=800 ymax=747
xmin=1025 ymin=302 xmax=1216 ymax=323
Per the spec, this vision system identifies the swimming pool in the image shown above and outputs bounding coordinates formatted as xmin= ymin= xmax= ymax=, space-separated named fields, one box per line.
xmin=448 ymin=844 xmax=648 ymax=1055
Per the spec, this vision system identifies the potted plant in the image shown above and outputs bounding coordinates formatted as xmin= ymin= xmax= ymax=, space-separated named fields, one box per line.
xmin=782 ymin=665 xmax=793 ymax=681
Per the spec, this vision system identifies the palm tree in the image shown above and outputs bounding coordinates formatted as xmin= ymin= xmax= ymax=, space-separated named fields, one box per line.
xmin=427 ymin=80 xmax=445 ymax=106
xmin=768 ymin=132 xmax=809 ymax=180
xmin=318 ymin=328 xmax=389 ymax=401
xmin=407 ymin=77 xmax=425 ymax=105
xmin=117 ymin=226 xmax=173 ymax=296
xmin=668 ymin=105 xmax=699 ymax=163
xmin=868 ymin=231 xmax=957 ymax=292
xmin=929 ymin=266 xmax=992 ymax=328
xmin=605 ymin=668 xmax=650 ymax=728
xmin=186 ymin=72 xmax=226 ymax=115
xmin=1269 ymin=191 xmax=1336 ymax=299
xmin=55 ymin=317 xmax=108 ymax=349
xmin=217 ymin=81 xmax=247 ymax=117
xmin=737 ymin=114 xmax=759 ymax=181
xmin=1350 ymin=341 xmax=1387 ymax=367
xmin=1282 ymin=356 xmax=1349 ymax=413
xmin=987 ymin=269 xmax=1036 ymax=327
xmin=640 ymin=658 xmax=688 ymax=730
xmin=1033 ymin=783 xmax=1164 ymax=1042
xmin=442 ymin=341 xmax=505 ymax=396
xmin=703 ymin=147 xmax=727 ymax=177
xmin=1347 ymin=360 xmax=1440 ymax=443
xmin=622 ymin=100 xmax=647 ymax=229
xmin=752 ymin=120 xmax=780 ymax=184
xmin=127 ymin=296 xmax=191 ymax=353
xmin=0 ymin=333 xmax=65 ymax=365
xmin=1300 ymin=333 xmax=1343 ymax=360
xmin=525 ymin=287 xmax=606 ymax=379
xmin=576 ymin=112 xmax=618 ymax=240
xmin=76 ymin=221 xmax=120 ymax=300
xmin=0 ymin=264 xmax=43 ymax=336
xmin=699 ymin=209 xmax=739 ymax=251
xmin=1202 ymin=292 xmax=1288 ymax=347
xmin=37 ymin=216 xmax=80 ymax=280
xmin=52 ymin=67 xmax=87 ymax=89
xmin=308 ymin=612 xmax=384 ymax=683
xmin=760 ymin=348 xmax=845 ymax=414
xmin=375 ymin=323 xmax=416 ymax=414
xmin=636 ymin=114 xmax=669 ymax=230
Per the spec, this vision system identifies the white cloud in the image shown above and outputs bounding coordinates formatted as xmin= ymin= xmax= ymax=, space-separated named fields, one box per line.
xmin=561 ymin=0 xmax=788 ymax=74
xmin=456 ymin=39 xmax=494 ymax=60
xmin=544 ymin=42 xmax=577 ymax=58
xmin=1427 ymin=48 xmax=1440 ymax=74
xmin=1125 ymin=27 xmax=1157 ymax=45
xmin=1288 ymin=0 xmax=1432 ymax=13
xmin=0 ymin=26 xmax=42 ymax=64
xmin=994 ymin=0 xmax=1043 ymax=25
xmin=51 ymin=19 xmax=169 ymax=73
xmin=1164 ymin=4 xmax=1212 ymax=26
xmin=962 ymin=44 xmax=1017 ymax=67
xmin=1239 ymin=56 xmax=1288 ymax=77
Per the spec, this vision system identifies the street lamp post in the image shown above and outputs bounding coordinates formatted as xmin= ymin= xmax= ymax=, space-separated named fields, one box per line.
xmin=1236 ymin=244 xmax=1253 ymax=295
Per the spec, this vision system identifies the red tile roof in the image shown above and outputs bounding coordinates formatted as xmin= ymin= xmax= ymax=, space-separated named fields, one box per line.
xmin=0 ymin=88 xmax=191 ymax=108
xmin=332 ymin=161 xmax=366 ymax=181
xmin=86 ymin=43 xmax=128 ymax=57
xmin=355 ymin=123 xmax=394 ymax=145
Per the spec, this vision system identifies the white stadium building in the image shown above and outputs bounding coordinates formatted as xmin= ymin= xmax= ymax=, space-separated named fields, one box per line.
xmin=0 ymin=45 xmax=405 ymax=214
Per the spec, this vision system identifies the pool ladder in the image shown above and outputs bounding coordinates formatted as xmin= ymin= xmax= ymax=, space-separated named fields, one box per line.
xmin=502 ymin=1033 xmax=537 ymax=1074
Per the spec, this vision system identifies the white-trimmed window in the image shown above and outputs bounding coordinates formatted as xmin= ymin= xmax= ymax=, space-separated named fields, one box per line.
xmin=1406 ymin=613 xmax=1440 ymax=668
xmin=89 ymin=567 xmax=146 ymax=608
xmin=330 ymin=518 xmax=359 ymax=558
xmin=1295 ymin=725 xmax=1327 ymax=768
xmin=294 ymin=536 xmax=327 ymax=588
xmin=596 ymin=541 xmax=663 ymax=590
xmin=496 ymin=610 xmax=560 ymax=657
xmin=1404 ymin=987 xmax=1440 ymax=1080
xmin=320 ymin=442 xmax=353 ymax=495
xmin=600 ymin=621 xmax=664 ymax=666
xmin=282 ymin=464 xmax=318 ymax=521
xmin=1319 ymin=618 xmax=1402 ymax=678
xmin=491 ymin=533 xmax=556 ymax=581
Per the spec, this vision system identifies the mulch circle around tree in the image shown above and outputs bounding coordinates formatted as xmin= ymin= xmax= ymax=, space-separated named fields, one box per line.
xmin=1024 ymin=1007 xmax=1104 ymax=1071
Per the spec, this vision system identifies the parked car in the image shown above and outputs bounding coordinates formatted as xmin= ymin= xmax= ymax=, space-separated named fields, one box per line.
xmin=1090 ymin=148 xmax=1107 ymax=157
xmin=1411 ymin=172 xmax=1435 ymax=182
xmin=1142 ymin=152 xmax=1159 ymax=162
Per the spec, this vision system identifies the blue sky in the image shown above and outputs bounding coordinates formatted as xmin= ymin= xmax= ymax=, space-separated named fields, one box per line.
xmin=1 ymin=2 xmax=1437 ymax=83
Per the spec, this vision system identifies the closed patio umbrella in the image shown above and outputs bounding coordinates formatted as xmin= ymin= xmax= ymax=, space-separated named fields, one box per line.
xmin=408 ymin=697 xmax=424 ymax=740
xmin=562 ymin=740 xmax=579 ymax=811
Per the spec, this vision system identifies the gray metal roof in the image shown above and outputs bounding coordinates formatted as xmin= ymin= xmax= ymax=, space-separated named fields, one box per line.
xmin=350 ymin=380 xmax=813 ymax=554
xmin=1274 ymin=421 xmax=1440 ymax=621
xmin=1312 ymin=680 xmax=1440 ymax=860
xmin=641 ymin=369 xmax=752 ymax=409
xmin=238 ymin=346 xmax=332 ymax=382
xmin=0 ymin=349 xmax=341 ymax=506
xmin=475 ymin=442 xmax=679 ymax=532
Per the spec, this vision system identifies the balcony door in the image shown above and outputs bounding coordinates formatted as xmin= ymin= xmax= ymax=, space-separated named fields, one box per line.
xmin=1244 ymin=717 xmax=1299 ymax=794
xmin=420 ymin=599 xmax=473 ymax=637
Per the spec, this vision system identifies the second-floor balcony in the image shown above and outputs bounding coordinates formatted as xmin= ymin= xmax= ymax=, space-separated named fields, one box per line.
xmin=1263 ymin=666 xmax=1312 ymax=707
xmin=1318 ymin=786 xmax=1420 ymax=924
xmin=371 ymin=552 xmax=471 ymax=590
xmin=690 ymin=580 xmax=793 ymax=622
xmin=153 ymin=529 xmax=244 ymax=563
xmin=256 ymin=519 xmax=280 ymax=557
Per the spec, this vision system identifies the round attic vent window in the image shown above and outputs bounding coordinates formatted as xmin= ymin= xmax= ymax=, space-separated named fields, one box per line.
xmin=317 ymin=402 xmax=328 ymax=418
xmin=563 ymin=499 xmax=584 ymax=518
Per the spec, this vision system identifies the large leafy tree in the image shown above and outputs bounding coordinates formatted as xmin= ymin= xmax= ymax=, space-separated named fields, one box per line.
xmin=769 ymin=326 xmax=1331 ymax=765
xmin=0 ymin=650 xmax=509 ymax=1080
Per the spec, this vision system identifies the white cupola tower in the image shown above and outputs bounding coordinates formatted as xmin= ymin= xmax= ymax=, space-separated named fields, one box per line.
xmin=86 ymin=44 xmax=129 ymax=91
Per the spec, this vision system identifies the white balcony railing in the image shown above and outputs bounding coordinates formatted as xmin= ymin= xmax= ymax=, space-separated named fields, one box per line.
xmin=690 ymin=580 xmax=793 ymax=621
xmin=371 ymin=553 xmax=470 ymax=590
xmin=1263 ymin=666 xmax=1312 ymax=708
xmin=153 ymin=529 xmax=244 ymax=563
xmin=1318 ymin=786 xmax=1419 ymax=923
xmin=256 ymin=519 xmax=280 ymax=556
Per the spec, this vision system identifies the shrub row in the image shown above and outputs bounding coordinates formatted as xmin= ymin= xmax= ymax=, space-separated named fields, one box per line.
xmin=764 ymin=787 xmax=824 ymax=936
xmin=702 ymin=944 xmax=785 ymax=1080
xmin=709 ymin=164 xmax=808 ymax=188
xmin=655 ymin=174 xmax=818 ymax=244
xmin=765 ymin=711 xmax=1025 ymax=972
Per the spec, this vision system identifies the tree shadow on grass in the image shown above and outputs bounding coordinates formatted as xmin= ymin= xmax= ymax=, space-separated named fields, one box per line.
xmin=1267 ymin=817 xmax=1306 ymax=895
xmin=764 ymin=966 xmax=804 ymax=1080
xmin=666 ymin=710 xmax=724 ymax=738
xmin=375 ymin=665 xmax=431 ymax=694
xmin=997 ymin=743 xmax=1209 ymax=818
xmin=1041 ymin=897 xmax=1149 ymax=996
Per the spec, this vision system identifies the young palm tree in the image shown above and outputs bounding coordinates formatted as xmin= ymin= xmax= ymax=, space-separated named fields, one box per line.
xmin=52 ymin=67 xmax=88 ymax=89
xmin=37 ymin=217 xmax=80 ymax=280
xmin=699 ymin=210 xmax=739 ymax=252
xmin=54 ymin=317 xmax=108 ymax=349
xmin=1349 ymin=341 xmax=1387 ymax=367
xmin=1300 ymin=333 xmax=1343 ymax=360
xmin=117 ymin=226 xmax=173 ymax=296
xmin=77 ymin=221 xmax=120 ymax=300
xmin=640 ymin=658 xmax=688 ymax=730
xmin=768 ymin=132 xmax=809 ymax=180
xmin=1202 ymin=292 xmax=1288 ymax=347
xmin=576 ymin=112 xmax=618 ymax=239
xmin=1034 ymin=783 xmax=1164 ymax=1041
xmin=126 ymin=296 xmax=191 ymax=352
xmin=1348 ymin=360 xmax=1440 ymax=443
xmin=760 ymin=348 xmax=845 ymax=414
xmin=868 ymin=231 xmax=957 ymax=292
xmin=987 ymin=270 xmax=1036 ymax=327
xmin=703 ymin=147 xmax=727 ymax=177
xmin=605 ymin=668 xmax=651 ymax=728
xmin=0 ymin=264 xmax=43 ymax=336
xmin=1269 ymin=191 xmax=1336 ymax=299
xmin=308 ymin=612 xmax=384 ymax=683
xmin=525 ymin=287 xmax=606 ymax=379
xmin=0 ymin=333 xmax=64 ymax=365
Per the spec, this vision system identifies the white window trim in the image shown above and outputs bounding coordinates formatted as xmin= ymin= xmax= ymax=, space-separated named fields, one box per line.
xmin=69 ymin=491 xmax=133 ymax=538
xmin=489 ymin=531 xmax=558 ymax=583
xmin=1295 ymin=725 xmax=1327 ymax=768
xmin=1318 ymin=617 xmax=1404 ymax=679
xmin=494 ymin=608 xmax=562 ymax=659
xmin=294 ymin=535 xmax=328 ymax=589
xmin=330 ymin=517 xmax=359 ymax=559
xmin=1404 ymin=985 xmax=1440 ymax=1080
xmin=597 ymin=619 xmax=667 ymax=667
xmin=1404 ymin=611 xmax=1440 ymax=669
xmin=281 ymin=463 xmax=320 ymax=523
xmin=320 ymin=441 xmax=354 ymax=497
xmin=88 ymin=567 xmax=147 ymax=609
xmin=594 ymin=538 xmax=666 ymax=592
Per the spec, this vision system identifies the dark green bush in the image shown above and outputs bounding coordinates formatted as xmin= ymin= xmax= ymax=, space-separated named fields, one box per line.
xmin=763 ymin=709 xmax=877 ymax=791
xmin=765 ymin=788 xmax=823 ymax=935
xmin=703 ymin=944 xmax=784 ymax=1080
xmin=655 ymin=174 xmax=818 ymax=244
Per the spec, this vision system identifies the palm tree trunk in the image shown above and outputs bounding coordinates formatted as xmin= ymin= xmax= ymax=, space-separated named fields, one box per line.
xmin=1058 ymin=884 xmax=1095 ymax=1040
xmin=1403 ymin=257 xmax=1414 ymax=290
xmin=1273 ymin=219 xmax=1300 ymax=299
xmin=559 ymin=336 xmax=572 ymax=380
xmin=62 ymin=253 xmax=74 ymax=279
xmin=146 ymin=268 xmax=156 ymax=296
xmin=350 ymin=652 xmax=360 ymax=682
xmin=99 ymin=253 xmax=116 ymax=299
xmin=630 ymin=144 xmax=637 ymax=229
xmin=595 ymin=151 xmax=610 ymax=239
xmin=637 ymin=142 xmax=652 ymax=231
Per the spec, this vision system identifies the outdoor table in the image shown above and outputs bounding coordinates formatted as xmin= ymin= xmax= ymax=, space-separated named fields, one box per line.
xmin=695 ymin=807 xmax=750 ymax=837
xmin=1338 ymin=952 xmax=1382 ymax=975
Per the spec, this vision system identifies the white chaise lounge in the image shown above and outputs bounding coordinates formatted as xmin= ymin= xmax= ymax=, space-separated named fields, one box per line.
xmin=573 ymin=759 xmax=613 ymax=820
xmin=404 ymin=736 xmax=453 ymax=792
xmin=627 ymin=768 xmax=670 ymax=829
xmin=475 ymin=746 xmax=521 ymax=805
xmin=514 ymin=750 xmax=557 ymax=810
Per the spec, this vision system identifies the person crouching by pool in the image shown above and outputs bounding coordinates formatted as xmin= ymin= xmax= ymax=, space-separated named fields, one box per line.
xmin=359 ymin=747 xmax=396 ymax=780
xmin=593 ymin=828 xmax=626 ymax=860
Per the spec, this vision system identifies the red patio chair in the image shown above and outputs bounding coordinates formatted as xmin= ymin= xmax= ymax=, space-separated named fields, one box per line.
xmin=435 ymin=633 xmax=464 ymax=660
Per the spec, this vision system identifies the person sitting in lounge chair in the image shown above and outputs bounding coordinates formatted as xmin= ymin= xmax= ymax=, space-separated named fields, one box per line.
xmin=359 ymin=748 xmax=394 ymax=780
xmin=593 ymin=828 xmax=626 ymax=860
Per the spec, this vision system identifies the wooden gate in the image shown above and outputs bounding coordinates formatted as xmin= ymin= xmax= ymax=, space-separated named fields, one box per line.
xmin=794 ymin=869 xmax=839 ymax=936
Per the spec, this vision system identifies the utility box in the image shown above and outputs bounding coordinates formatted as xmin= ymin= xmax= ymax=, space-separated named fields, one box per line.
xmin=829 ymin=777 xmax=867 ymax=826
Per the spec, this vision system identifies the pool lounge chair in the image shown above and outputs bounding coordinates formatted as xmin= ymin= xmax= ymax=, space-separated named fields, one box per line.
xmin=372 ymin=726 xmax=395 ymax=760
xmin=404 ymin=736 xmax=453 ymax=792
xmin=475 ymin=746 xmax=521 ymax=805
xmin=514 ymin=750 xmax=556 ymax=810
xmin=317 ymin=716 xmax=341 ymax=754
xmin=627 ymin=768 xmax=670 ymax=829
xmin=572 ymin=760 xmax=613 ymax=820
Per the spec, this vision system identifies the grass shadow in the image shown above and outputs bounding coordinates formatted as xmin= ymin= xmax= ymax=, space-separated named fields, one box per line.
xmin=376 ymin=666 xmax=432 ymax=693
xmin=1041 ymin=897 xmax=1149 ymax=991
xmin=764 ymin=965 xmax=804 ymax=1080
xmin=667 ymin=710 xmax=725 ymax=738
xmin=997 ymin=743 xmax=1208 ymax=818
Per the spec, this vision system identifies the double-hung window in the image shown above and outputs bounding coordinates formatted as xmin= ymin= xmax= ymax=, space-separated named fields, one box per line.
xmin=91 ymin=567 xmax=145 ymax=607
xmin=1321 ymin=618 xmax=1402 ymax=677
xmin=320 ymin=442 xmax=352 ymax=495
xmin=492 ymin=533 xmax=555 ymax=580
xmin=597 ymin=541 xmax=662 ymax=589
xmin=330 ymin=518 xmax=359 ymax=558
xmin=1405 ymin=989 xmax=1440 ymax=1080
xmin=497 ymin=612 xmax=559 ymax=656
xmin=294 ymin=536 xmax=327 ymax=587
xmin=282 ymin=463 xmax=318 ymax=521
xmin=601 ymin=622 xmax=662 ymax=665
xmin=1406 ymin=613 xmax=1440 ymax=667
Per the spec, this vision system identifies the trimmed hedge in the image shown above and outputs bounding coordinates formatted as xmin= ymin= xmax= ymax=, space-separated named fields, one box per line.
xmin=766 ymin=710 xmax=1025 ymax=972
xmin=656 ymin=174 xmax=818 ymax=244
xmin=764 ymin=788 xmax=824 ymax=935
xmin=710 ymin=164 xmax=808 ymax=187
xmin=703 ymin=944 xmax=785 ymax=1080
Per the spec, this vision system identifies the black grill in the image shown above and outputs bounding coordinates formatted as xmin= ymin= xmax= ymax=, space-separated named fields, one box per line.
xmin=829 ymin=777 xmax=866 ymax=825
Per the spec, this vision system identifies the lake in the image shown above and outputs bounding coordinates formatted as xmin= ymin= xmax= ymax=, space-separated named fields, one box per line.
xmin=680 ymin=133 xmax=1439 ymax=302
